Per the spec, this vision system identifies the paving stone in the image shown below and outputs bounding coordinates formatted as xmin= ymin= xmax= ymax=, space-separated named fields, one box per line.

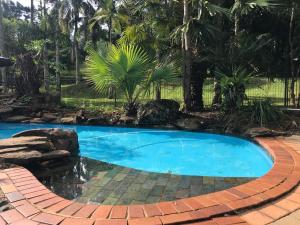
xmin=176 ymin=189 xmax=190 ymax=199
xmin=91 ymin=205 xmax=112 ymax=219
xmin=0 ymin=184 xmax=17 ymax=193
xmin=110 ymin=206 xmax=128 ymax=219
xmin=59 ymin=202 xmax=84 ymax=216
xmin=32 ymin=213 xmax=64 ymax=225
xmin=275 ymin=199 xmax=300 ymax=212
xmin=135 ymin=173 xmax=149 ymax=184
xmin=149 ymin=185 xmax=165 ymax=196
xmin=102 ymin=197 xmax=119 ymax=205
xmin=5 ymin=191 xmax=25 ymax=202
xmin=178 ymin=177 xmax=191 ymax=189
xmin=242 ymin=211 xmax=274 ymax=225
xmin=113 ymin=173 xmax=128 ymax=182
xmin=60 ymin=217 xmax=95 ymax=225
xmin=10 ymin=218 xmax=39 ymax=225
xmin=73 ymin=204 xmax=98 ymax=217
xmin=142 ymin=180 xmax=156 ymax=190
xmin=16 ymin=202 xmax=40 ymax=217
xmin=260 ymin=205 xmax=289 ymax=220
xmin=0 ymin=209 xmax=24 ymax=223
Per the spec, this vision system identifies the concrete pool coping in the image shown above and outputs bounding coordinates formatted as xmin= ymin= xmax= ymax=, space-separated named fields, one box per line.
xmin=0 ymin=136 xmax=299 ymax=224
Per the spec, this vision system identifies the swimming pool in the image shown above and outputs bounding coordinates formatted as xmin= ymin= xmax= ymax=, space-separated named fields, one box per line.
xmin=0 ymin=122 xmax=273 ymax=177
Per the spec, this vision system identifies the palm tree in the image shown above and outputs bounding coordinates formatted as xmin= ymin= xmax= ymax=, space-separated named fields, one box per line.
xmin=42 ymin=0 xmax=50 ymax=94
xmin=183 ymin=0 xmax=192 ymax=111
xmin=85 ymin=43 xmax=179 ymax=115
xmin=49 ymin=0 xmax=62 ymax=98
xmin=89 ymin=0 xmax=121 ymax=43
xmin=59 ymin=0 xmax=82 ymax=84
xmin=31 ymin=0 xmax=34 ymax=24
xmin=174 ymin=0 xmax=229 ymax=111
xmin=286 ymin=0 xmax=300 ymax=107
xmin=118 ymin=0 xmax=177 ymax=100
xmin=231 ymin=0 xmax=279 ymax=35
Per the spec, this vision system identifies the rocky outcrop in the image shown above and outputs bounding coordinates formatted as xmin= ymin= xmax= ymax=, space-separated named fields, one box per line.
xmin=0 ymin=129 xmax=79 ymax=165
xmin=175 ymin=117 xmax=208 ymax=131
xmin=137 ymin=99 xmax=180 ymax=125
xmin=244 ymin=127 xmax=288 ymax=138
xmin=5 ymin=115 xmax=31 ymax=123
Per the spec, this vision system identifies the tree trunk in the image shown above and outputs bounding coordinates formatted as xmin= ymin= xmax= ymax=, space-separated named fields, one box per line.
xmin=108 ymin=16 xmax=112 ymax=43
xmin=234 ymin=0 xmax=240 ymax=35
xmin=56 ymin=2 xmax=61 ymax=99
xmin=43 ymin=0 xmax=50 ymax=94
xmin=74 ymin=11 xmax=81 ymax=84
xmin=190 ymin=62 xmax=204 ymax=111
xmin=31 ymin=0 xmax=34 ymax=24
xmin=289 ymin=2 xmax=296 ymax=107
xmin=183 ymin=0 xmax=192 ymax=111
xmin=75 ymin=40 xmax=80 ymax=84
xmin=44 ymin=44 xmax=50 ymax=94
xmin=56 ymin=38 xmax=61 ymax=99
xmin=0 ymin=0 xmax=7 ymax=93
xmin=155 ymin=49 xmax=161 ymax=100
xmin=212 ymin=78 xmax=222 ymax=105
xmin=15 ymin=54 xmax=41 ymax=97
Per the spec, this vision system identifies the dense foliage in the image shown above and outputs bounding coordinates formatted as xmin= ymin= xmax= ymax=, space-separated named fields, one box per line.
xmin=0 ymin=0 xmax=299 ymax=111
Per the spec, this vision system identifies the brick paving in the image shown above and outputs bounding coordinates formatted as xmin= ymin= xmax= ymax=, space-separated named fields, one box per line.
xmin=33 ymin=157 xmax=251 ymax=205
xmin=0 ymin=136 xmax=299 ymax=224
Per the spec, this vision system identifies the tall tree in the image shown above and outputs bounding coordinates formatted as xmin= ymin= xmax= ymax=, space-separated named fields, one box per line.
xmin=43 ymin=0 xmax=50 ymax=94
xmin=0 ymin=0 xmax=7 ymax=93
xmin=284 ymin=0 xmax=300 ymax=107
xmin=179 ymin=0 xmax=229 ymax=111
xmin=89 ymin=0 xmax=119 ymax=43
xmin=60 ymin=0 xmax=82 ymax=84
xmin=31 ymin=0 xmax=34 ymax=24
xmin=183 ymin=0 xmax=192 ymax=111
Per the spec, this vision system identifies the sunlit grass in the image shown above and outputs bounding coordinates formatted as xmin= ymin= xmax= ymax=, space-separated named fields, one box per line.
xmin=60 ymin=78 xmax=291 ymax=110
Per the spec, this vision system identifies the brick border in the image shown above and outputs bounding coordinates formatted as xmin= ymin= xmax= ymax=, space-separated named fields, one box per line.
xmin=0 ymin=137 xmax=299 ymax=225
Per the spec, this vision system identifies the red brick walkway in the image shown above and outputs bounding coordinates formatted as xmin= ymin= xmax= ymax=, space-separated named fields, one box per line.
xmin=0 ymin=136 xmax=299 ymax=225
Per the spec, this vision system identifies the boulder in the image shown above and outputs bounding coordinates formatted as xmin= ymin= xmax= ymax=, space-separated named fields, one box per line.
xmin=137 ymin=99 xmax=180 ymax=125
xmin=13 ymin=129 xmax=79 ymax=155
xmin=5 ymin=115 xmax=31 ymax=123
xmin=244 ymin=127 xmax=287 ymax=138
xmin=86 ymin=117 xmax=109 ymax=125
xmin=0 ymin=129 xmax=79 ymax=165
xmin=74 ymin=110 xmax=86 ymax=123
xmin=60 ymin=117 xmax=75 ymax=124
xmin=41 ymin=113 xmax=59 ymax=122
xmin=118 ymin=115 xmax=135 ymax=125
xmin=175 ymin=118 xmax=207 ymax=131
xmin=29 ymin=118 xmax=45 ymax=123
xmin=0 ymin=107 xmax=13 ymax=116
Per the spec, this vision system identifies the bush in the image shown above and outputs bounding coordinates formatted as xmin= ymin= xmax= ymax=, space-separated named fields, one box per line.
xmin=248 ymin=99 xmax=284 ymax=127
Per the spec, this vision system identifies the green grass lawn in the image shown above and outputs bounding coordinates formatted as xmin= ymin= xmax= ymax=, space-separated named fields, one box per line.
xmin=60 ymin=78 xmax=293 ymax=111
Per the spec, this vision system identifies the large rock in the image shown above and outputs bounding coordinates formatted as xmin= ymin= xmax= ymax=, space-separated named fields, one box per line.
xmin=137 ymin=99 xmax=180 ymax=125
xmin=60 ymin=117 xmax=75 ymax=124
xmin=13 ymin=129 xmax=79 ymax=155
xmin=244 ymin=127 xmax=287 ymax=138
xmin=86 ymin=116 xmax=109 ymax=125
xmin=175 ymin=118 xmax=208 ymax=131
xmin=0 ymin=128 xmax=79 ymax=165
xmin=5 ymin=115 xmax=31 ymax=123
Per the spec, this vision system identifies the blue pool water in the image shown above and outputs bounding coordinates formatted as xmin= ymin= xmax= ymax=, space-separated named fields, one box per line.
xmin=0 ymin=123 xmax=273 ymax=177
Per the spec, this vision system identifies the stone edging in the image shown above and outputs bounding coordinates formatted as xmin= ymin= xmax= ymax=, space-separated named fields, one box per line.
xmin=0 ymin=137 xmax=299 ymax=225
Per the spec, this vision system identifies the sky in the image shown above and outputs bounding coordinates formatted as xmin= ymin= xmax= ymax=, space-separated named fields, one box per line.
xmin=13 ymin=0 xmax=34 ymax=7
